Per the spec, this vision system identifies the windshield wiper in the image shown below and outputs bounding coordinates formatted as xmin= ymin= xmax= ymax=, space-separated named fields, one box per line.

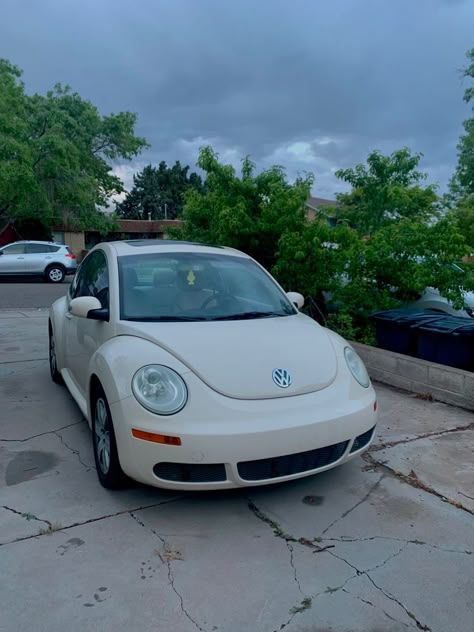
xmin=123 ymin=316 xmax=211 ymax=322
xmin=210 ymin=311 xmax=289 ymax=321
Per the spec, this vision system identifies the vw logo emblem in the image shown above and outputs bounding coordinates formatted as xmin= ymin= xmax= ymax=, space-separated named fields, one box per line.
xmin=272 ymin=368 xmax=292 ymax=388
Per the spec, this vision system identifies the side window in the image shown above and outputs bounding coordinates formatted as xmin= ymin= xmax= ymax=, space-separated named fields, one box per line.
xmin=2 ymin=244 xmax=25 ymax=255
xmin=71 ymin=251 xmax=109 ymax=308
xmin=26 ymin=244 xmax=49 ymax=254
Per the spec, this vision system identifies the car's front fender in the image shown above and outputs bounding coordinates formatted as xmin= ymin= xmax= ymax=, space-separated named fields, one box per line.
xmin=87 ymin=335 xmax=192 ymax=419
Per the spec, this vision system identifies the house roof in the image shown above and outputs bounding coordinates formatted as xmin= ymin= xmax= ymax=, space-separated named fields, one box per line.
xmin=305 ymin=197 xmax=338 ymax=211
xmin=115 ymin=219 xmax=183 ymax=233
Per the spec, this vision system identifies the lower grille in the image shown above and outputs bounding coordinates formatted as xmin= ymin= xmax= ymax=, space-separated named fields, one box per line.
xmin=350 ymin=426 xmax=376 ymax=453
xmin=237 ymin=440 xmax=349 ymax=482
xmin=153 ymin=462 xmax=227 ymax=483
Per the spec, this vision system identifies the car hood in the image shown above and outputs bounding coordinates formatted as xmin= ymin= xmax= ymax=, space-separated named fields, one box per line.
xmin=117 ymin=313 xmax=338 ymax=399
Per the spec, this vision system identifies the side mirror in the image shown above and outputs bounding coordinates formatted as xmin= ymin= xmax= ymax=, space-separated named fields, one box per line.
xmin=69 ymin=297 xmax=109 ymax=321
xmin=286 ymin=292 xmax=304 ymax=310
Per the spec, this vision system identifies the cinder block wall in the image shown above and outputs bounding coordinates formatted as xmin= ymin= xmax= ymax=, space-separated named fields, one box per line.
xmin=352 ymin=342 xmax=474 ymax=412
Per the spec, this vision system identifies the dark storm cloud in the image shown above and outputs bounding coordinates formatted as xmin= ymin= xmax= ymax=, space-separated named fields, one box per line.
xmin=1 ymin=0 xmax=473 ymax=196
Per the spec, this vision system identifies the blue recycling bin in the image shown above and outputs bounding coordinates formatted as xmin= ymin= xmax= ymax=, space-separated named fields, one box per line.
xmin=369 ymin=309 xmax=444 ymax=356
xmin=416 ymin=317 xmax=474 ymax=370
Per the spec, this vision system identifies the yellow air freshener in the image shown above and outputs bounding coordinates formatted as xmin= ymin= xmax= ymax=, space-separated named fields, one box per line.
xmin=187 ymin=270 xmax=196 ymax=286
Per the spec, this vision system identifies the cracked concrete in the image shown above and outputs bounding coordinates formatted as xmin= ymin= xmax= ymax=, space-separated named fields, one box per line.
xmin=130 ymin=511 xmax=207 ymax=632
xmin=0 ymin=308 xmax=473 ymax=631
xmin=247 ymin=497 xmax=432 ymax=631
xmin=370 ymin=431 xmax=474 ymax=514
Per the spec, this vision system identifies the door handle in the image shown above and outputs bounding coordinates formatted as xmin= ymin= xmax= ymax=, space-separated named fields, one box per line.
xmin=17 ymin=257 xmax=25 ymax=260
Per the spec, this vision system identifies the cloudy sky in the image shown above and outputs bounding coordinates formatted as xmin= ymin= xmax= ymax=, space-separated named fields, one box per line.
xmin=1 ymin=0 xmax=473 ymax=197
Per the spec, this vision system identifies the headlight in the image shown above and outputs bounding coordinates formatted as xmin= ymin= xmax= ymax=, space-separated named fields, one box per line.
xmin=132 ymin=365 xmax=188 ymax=415
xmin=344 ymin=347 xmax=370 ymax=388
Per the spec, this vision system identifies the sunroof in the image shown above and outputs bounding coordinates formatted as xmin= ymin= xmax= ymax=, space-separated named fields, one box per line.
xmin=124 ymin=239 xmax=224 ymax=248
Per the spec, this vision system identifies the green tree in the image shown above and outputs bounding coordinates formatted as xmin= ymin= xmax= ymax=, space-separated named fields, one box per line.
xmin=331 ymin=216 xmax=472 ymax=340
xmin=273 ymin=219 xmax=359 ymax=318
xmin=0 ymin=59 xmax=148 ymax=233
xmin=451 ymin=196 xmax=474 ymax=250
xmin=451 ymin=48 xmax=474 ymax=200
xmin=274 ymin=214 xmax=472 ymax=342
xmin=174 ymin=146 xmax=313 ymax=269
xmin=335 ymin=148 xmax=438 ymax=234
xmin=116 ymin=161 xmax=203 ymax=220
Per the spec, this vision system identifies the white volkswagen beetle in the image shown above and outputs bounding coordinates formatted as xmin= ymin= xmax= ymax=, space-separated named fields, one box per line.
xmin=49 ymin=240 xmax=377 ymax=490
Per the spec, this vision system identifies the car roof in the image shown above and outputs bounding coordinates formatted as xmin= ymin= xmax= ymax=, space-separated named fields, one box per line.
xmin=103 ymin=239 xmax=249 ymax=258
xmin=2 ymin=240 xmax=65 ymax=246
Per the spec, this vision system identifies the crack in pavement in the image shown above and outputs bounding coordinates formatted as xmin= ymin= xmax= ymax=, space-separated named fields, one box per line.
xmin=360 ymin=566 xmax=430 ymax=630
xmin=362 ymin=452 xmax=474 ymax=516
xmin=316 ymin=535 xmax=473 ymax=556
xmin=248 ymin=499 xmax=432 ymax=632
xmin=370 ymin=422 xmax=474 ymax=453
xmin=129 ymin=512 xmax=207 ymax=632
xmin=0 ymin=421 xmax=83 ymax=443
xmin=0 ymin=357 xmax=48 ymax=365
xmin=2 ymin=505 xmax=52 ymax=528
xmin=0 ymin=496 xmax=183 ymax=548
xmin=53 ymin=430 xmax=95 ymax=472
xmin=341 ymin=588 xmax=410 ymax=628
xmin=320 ymin=474 xmax=385 ymax=535
xmin=247 ymin=499 xmax=311 ymax=614
xmin=286 ymin=542 xmax=305 ymax=597
xmin=327 ymin=546 xmax=429 ymax=630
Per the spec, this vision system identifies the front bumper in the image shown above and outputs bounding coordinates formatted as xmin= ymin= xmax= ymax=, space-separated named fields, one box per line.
xmin=109 ymin=374 xmax=378 ymax=490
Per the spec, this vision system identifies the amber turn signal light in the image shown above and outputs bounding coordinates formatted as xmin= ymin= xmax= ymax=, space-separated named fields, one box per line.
xmin=132 ymin=429 xmax=182 ymax=446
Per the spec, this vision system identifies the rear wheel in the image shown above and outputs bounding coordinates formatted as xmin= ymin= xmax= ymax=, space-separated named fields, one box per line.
xmin=92 ymin=384 xmax=126 ymax=489
xmin=49 ymin=325 xmax=63 ymax=385
xmin=45 ymin=265 xmax=65 ymax=283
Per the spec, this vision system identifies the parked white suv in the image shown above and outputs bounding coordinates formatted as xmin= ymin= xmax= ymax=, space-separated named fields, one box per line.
xmin=0 ymin=240 xmax=77 ymax=283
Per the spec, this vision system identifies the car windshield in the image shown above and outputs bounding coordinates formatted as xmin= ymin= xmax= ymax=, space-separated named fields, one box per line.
xmin=118 ymin=252 xmax=296 ymax=321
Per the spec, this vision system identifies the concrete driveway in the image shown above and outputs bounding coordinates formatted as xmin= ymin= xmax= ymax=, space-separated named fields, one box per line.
xmin=0 ymin=309 xmax=473 ymax=632
xmin=0 ymin=279 xmax=71 ymax=309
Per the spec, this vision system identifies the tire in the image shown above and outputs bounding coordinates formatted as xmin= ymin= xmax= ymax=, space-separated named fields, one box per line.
xmin=45 ymin=265 xmax=65 ymax=283
xmin=92 ymin=384 xmax=126 ymax=489
xmin=49 ymin=325 xmax=64 ymax=385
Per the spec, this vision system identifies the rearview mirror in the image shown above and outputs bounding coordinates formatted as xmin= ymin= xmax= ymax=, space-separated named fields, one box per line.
xmin=286 ymin=292 xmax=304 ymax=309
xmin=69 ymin=297 xmax=109 ymax=321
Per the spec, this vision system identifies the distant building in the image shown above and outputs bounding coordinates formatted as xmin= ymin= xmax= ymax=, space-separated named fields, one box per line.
xmin=0 ymin=221 xmax=21 ymax=246
xmin=50 ymin=219 xmax=183 ymax=260
xmin=305 ymin=197 xmax=338 ymax=225
xmin=1 ymin=197 xmax=337 ymax=259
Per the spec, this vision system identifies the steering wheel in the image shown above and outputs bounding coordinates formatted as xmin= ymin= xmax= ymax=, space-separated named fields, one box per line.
xmin=200 ymin=292 xmax=240 ymax=311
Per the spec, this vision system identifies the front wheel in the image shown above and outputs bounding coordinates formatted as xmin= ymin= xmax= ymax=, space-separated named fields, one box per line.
xmin=92 ymin=385 xmax=126 ymax=489
xmin=45 ymin=266 xmax=65 ymax=283
xmin=49 ymin=326 xmax=63 ymax=385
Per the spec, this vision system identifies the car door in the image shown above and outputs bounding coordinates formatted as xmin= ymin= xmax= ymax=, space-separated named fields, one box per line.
xmin=23 ymin=243 xmax=57 ymax=273
xmin=64 ymin=250 xmax=113 ymax=399
xmin=0 ymin=243 xmax=26 ymax=274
